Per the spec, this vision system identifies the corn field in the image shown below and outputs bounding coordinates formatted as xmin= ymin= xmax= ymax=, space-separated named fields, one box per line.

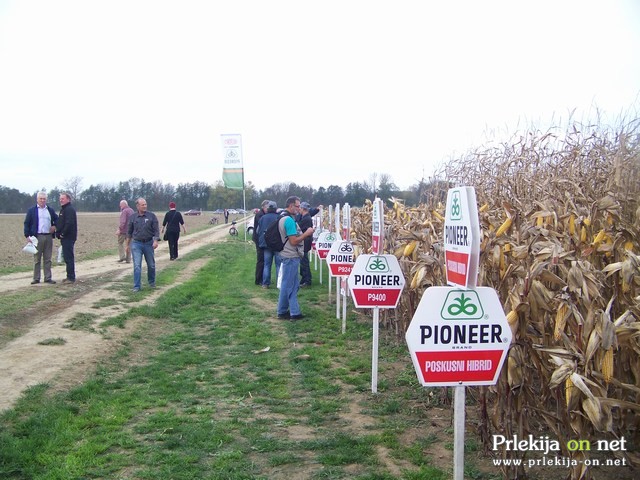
xmin=348 ymin=121 xmax=640 ymax=479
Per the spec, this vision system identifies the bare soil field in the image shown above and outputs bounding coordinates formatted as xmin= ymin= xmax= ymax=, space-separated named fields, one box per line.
xmin=0 ymin=211 xmax=246 ymax=271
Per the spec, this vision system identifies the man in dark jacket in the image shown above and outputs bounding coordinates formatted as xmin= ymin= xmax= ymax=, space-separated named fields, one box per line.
xmin=297 ymin=202 xmax=321 ymax=287
xmin=253 ymin=200 xmax=269 ymax=285
xmin=23 ymin=191 xmax=58 ymax=284
xmin=257 ymin=201 xmax=281 ymax=288
xmin=56 ymin=192 xmax=78 ymax=283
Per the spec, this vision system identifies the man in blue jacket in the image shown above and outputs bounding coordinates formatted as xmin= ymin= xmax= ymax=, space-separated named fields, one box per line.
xmin=23 ymin=191 xmax=58 ymax=284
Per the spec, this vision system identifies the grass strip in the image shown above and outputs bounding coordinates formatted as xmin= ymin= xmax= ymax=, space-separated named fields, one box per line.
xmin=0 ymin=241 xmax=485 ymax=479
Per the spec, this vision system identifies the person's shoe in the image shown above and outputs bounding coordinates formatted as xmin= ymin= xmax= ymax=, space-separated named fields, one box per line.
xmin=261 ymin=284 xmax=269 ymax=289
xmin=31 ymin=279 xmax=40 ymax=285
xmin=44 ymin=279 xmax=56 ymax=284
xmin=299 ymin=282 xmax=311 ymax=288
xmin=132 ymin=287 xmax=140 ymax=292
xmin=277 ymin=312 xmax=291 ymax=319
xmin=290 ymin=314 xmax=305 ymax=321
xmin=62 ymin=278 xmax=75 ymax=284
xmin=149 ymin=284 xmax=156 ymax=289
xmin=117 ymin=259 xmax=126 ymax=263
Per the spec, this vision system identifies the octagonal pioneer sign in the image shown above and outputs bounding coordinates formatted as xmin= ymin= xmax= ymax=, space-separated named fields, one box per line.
xmin=348 ymin=254 xmax=405 ymax=308
xmin=316 ymin=231 xmax=341 ymax=259
xmin=326 ymin=240 xmax=355 ymax=277
xmin=405 ymin=286 xmax=512 ymax=386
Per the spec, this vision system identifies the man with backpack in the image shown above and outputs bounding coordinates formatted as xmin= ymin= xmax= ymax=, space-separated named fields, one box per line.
xmin=257 ymin=201 xmax=281 ymax=288
xmin=274 ymin=196 xmax=314 ymax=320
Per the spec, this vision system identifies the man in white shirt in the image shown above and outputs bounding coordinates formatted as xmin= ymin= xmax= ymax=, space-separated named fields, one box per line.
xmin=23 ymin=192 xmax=58 ymax=284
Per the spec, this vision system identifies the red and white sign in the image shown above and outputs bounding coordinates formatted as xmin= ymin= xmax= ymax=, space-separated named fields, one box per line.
xmin=405 ymin=286 xmax=512 ymax=386
xmin=326 ymin=240 xmax=355 ymax=277
xmin=348 ymin=254 xmax=405 ymax=308
xmin=316 ymin=231 xmax=341 ymax=259
xmin=444 ymin=187 xmax=481 ymax=288
xmin=371 ymin=198 xmax=384 ymax=255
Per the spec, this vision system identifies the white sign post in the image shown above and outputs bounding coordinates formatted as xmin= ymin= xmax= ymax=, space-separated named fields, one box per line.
xmin=327 ymin=240 xmax=355 ymax=332
xmin=348 ymin=253 xmax=405 ymax=393
xmin=405 ymin=186 xmax=505 ymax=480
xmin=342 ymin=203 xmax=351 ymax=330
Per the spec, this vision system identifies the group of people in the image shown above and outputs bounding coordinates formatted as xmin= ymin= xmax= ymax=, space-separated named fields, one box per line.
xmin=23 ymin=191 xmax=77 ymax=285
xmin=252 ymin=196 xmax=320 ymax=320
xmin=23 ymin=192 xmax=318 ymax=318
xmin=25 ymin=194 xmax=186 ymax=293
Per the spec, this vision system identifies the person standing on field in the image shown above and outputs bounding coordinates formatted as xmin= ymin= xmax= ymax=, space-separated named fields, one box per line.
xmin=276 ymin=196 xmax=314 ymax=320
xmin=23 ymin=191 xmax=58 ymax=285
xmin=126 ymin=198 xmax=160 ymax=292
xmin=56 ymin=192 xmax=77 ymax=284
xmin=297 ymin=202 xmax=321 ymax=287
xmin=117 ymin=200 xmax=134 ymax=263
xmin=161 ymin=201 xmax=186 ymax=261
xmin=253 ymin=200 xmax=269 ymax=285
xmin=257 ymin=201 xmax=281 ymax=289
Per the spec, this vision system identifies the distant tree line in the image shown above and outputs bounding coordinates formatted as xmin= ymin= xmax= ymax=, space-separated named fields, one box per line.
xmin=0 ymin=173 xmax=436 ymax=213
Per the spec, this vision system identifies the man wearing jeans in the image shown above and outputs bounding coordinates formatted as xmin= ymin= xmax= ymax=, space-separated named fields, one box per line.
xmin=276 ymin=196 xmax=314 ymax=320
xmin=126 ymin=198 xmax=160 ymax=292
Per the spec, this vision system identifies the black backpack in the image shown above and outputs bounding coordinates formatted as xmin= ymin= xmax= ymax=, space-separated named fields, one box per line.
xmin=264 ymin=217 xmax=288 ymax=251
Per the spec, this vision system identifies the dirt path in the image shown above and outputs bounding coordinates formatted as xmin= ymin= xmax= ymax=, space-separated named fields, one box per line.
xmin=0 ymin=220 xmax=253 ymax=412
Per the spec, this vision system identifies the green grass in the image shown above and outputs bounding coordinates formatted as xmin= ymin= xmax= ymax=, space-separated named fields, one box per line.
xmin=0 ymin=242 xmax=481 ymax=479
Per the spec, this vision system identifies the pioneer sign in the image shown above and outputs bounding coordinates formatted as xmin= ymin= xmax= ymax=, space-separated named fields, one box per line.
xmin=348 ymin=254 xmax=405 ymax=308
xmin=326 ymin=240 xmax=355 ymax=277
xmin=444 ymin=187 xmax=481 ymax=288
xmin=316 ymin=231 xmax=341 ymax=259
xmin=405 ymin=286 xmax=512 ymax=386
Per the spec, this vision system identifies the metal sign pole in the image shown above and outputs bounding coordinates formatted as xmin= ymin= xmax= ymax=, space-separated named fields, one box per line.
xmin=372 ymin=306 xmax=380 ymax=393
xmin=454 ymin=386 xmax=466 ymax=480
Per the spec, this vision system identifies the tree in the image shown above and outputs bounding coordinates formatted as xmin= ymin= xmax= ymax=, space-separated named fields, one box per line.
xmin=343 ymin=182 xmax=369 ymax=207
xmin=61 ymin=176 xmax=83 ymax=205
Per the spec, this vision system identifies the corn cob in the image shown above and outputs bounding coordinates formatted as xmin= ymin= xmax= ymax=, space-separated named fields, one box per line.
xmin=495 ymin=218 xmax=512 ymax=237
xmin=602 ymin=348 xmax=614 ymax=383
xmin=410 ymin=266 xmax=426 ymax=289
xmin=432 ymin=210 xmax=445 ymax=222
xmin=592 ymin=229 xmax=606 ymax=246
xmin=403 ymin=240 xmax=418 ymax=257
xmin=506 ymin=310 xmax=518 ymax=325
xmin=580 ymin=226 xmax=587 ymax=243
xmin=554 ymin=303 xmax=568 ymax=341
xmin=479 ymin=203 xmax=489 ymax=213
xmin=565 ymin=376 xmax=575 ymax=407
xmin=569 ymin=214 xmax=576 ymax=235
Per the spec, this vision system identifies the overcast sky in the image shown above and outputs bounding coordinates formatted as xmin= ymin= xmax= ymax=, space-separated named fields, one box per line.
xmin=0 ymin=0 xmax=638 ymax=195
